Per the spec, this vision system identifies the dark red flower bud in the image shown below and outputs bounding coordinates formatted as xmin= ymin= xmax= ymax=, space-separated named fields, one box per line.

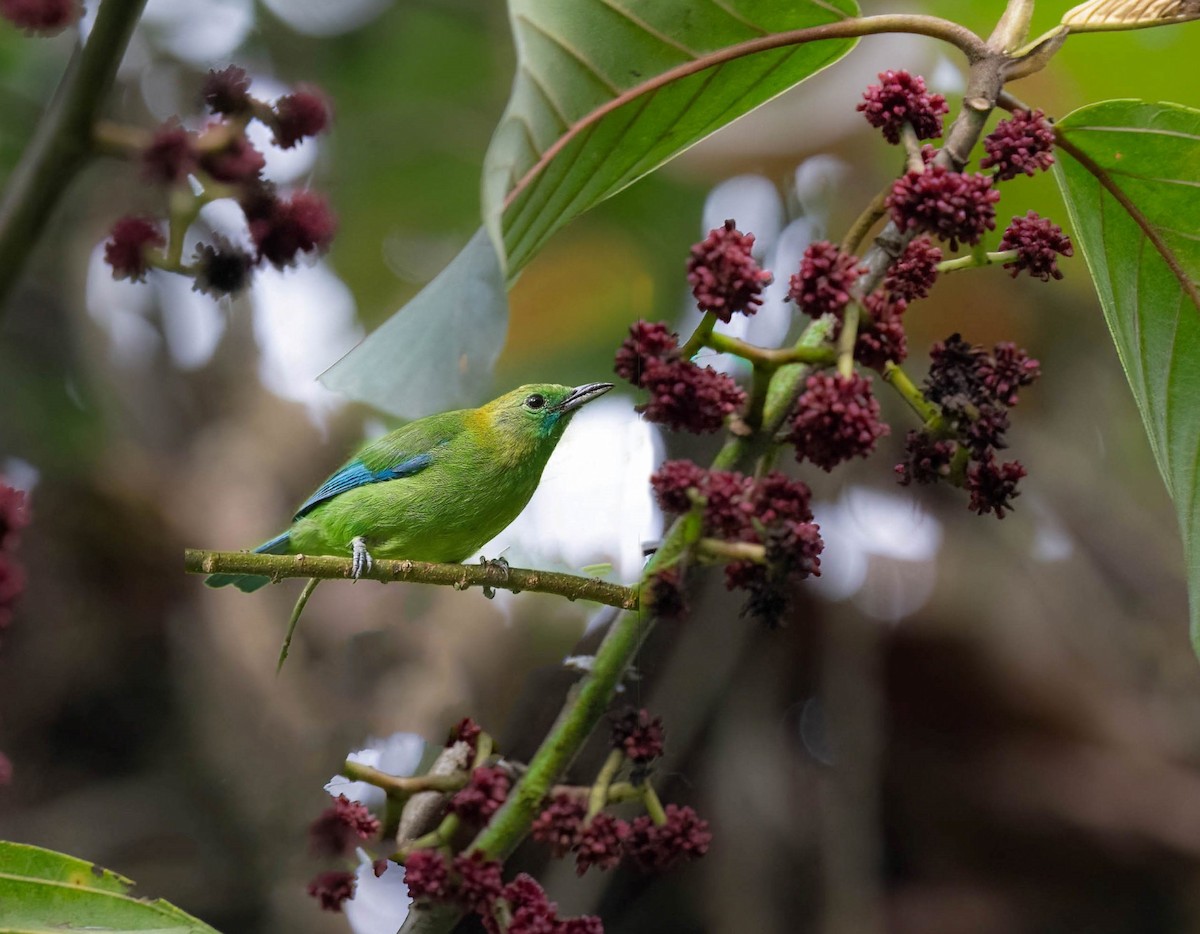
xmin=965 ymin=454 xmax=1027 ymax=518
xmin=610 ymin=708 xmax=665 ymax=764
xmin=852 ymin=291 xmax=908 ymax=370
xmin=981 ymin=109 xmax=1055 ymax=181
xmin=531 ymin=792 xmax=586 ymax=857
xmin=978 ymin=342 xmax=1040 ymax=407
xmin=649 ymin=460 xmax=707 ymax=515
xmin=645 ymin=567 xmax=687 ymax=620
xmin=272 ymin=85 xmax=331 ymax=149
xmin=446 ymin=716 xmax=482 ymax=750
xmin=857 ymin=70 xmax=949 ymax=145
xmin=104 ymin=217 xmax=165 ymax=282
xmin=451 ymin=852 xmax=503 ymax=915
xmin=192 ymin=240 xmax=254 ymax=298
xmin=999 ymin=211 xmax=1073 ymax=281
xmin=141 ymin=121 xmax=198 ymax=185
xmin=308 ymin=793 xmax=381 ymax=857
xmin=884 ymin=236 xmax=942 ymax=302
xmin=787 ymin=241 xmax=863 ymax=319
xmin=625 ymin=804 xmax=712 ymax=873
xmin=199 ymin=131 xmax=265 ymax=183
xmin=896 ymin=430 xmax=958 ymax=486
xmin=613 ymin=320 xmax=678 ymax=388
xmin=686 ymin=219 xmax=772 ymax=321
xmin=202 ymin=65 xmax=253 ymax=116
xmin=886 ymin=165 xmax=1000 ymax=250
xmin=306 ymin=870 xmax=355 ymax=912
xmin=788 ymin=372 xmax=889 ymax=471
xmin=447 ymin=766 xmax=510 ymax=824
xmin=243 ymin=188 xmax=336 ymax=267
xmin=403 ymin=849 xmax=452 ymax=904
xmin=639 ymin=358 xmax=745 ymax=434
xmin=0 ymin=0 xmax=81 ymax=34
xmin=574 ymin=813 xmax=629 ymax=875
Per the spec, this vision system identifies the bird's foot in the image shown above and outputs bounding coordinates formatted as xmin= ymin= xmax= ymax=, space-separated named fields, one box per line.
xmin=478 ymin=555 xmax=510 ymax=599
xmin=350 ymin=537 xmax=374 ymax=580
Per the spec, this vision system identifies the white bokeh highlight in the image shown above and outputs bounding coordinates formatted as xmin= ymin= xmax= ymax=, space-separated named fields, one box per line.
xmin=325 ymin=732 xmax=426 ymax=813
xmin=251 ymin=262 xmax=363 ymax=424
xmin=262 ymin=0 xmax=394 ymax=36
xmin=812 ymin=485 xmax=943 ymax=622
xmin=344 ymin=849 xmax=411 ymax=934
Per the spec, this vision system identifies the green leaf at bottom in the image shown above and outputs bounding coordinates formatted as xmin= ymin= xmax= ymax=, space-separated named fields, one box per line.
xmin=0 ymin=841 xmax=219 ymax=933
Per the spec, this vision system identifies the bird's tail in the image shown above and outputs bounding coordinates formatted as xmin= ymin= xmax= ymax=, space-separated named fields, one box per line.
xmin=205 ymin=532 xmax=290 ymax=593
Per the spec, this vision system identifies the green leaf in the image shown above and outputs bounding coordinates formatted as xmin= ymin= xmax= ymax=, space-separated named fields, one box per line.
xmin=483 ymin=0 xmax=860 ymax=275
xmin=323 ymin=1 xmax=860 ymax=415
xmin=1052 ymin=99 xmax=1200 ymax=654
xmin=0 ymin=841 xmax=220 ymax=933
xmin=319 ymin=227 xmax=508 ymax=418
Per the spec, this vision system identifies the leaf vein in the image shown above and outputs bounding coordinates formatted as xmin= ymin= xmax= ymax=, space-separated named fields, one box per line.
xmin=597 ymin=0 xmax=701 ymax=58
xmin=516 ymin=13 xmax=621 ymax=97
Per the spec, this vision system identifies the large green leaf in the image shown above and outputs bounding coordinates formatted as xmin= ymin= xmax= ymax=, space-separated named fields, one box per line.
xmin=483 ymin=0 xmax=860 ymax=274
xmin=1053 ymin=99 xmax=1200 ymax=653
xmin=322 ymin=0 xmax=860 ymax=417
xmin=0 ymin=841 xmax=220 ymax=933
xmin=320 ymin=228 xmax=507 ymax=418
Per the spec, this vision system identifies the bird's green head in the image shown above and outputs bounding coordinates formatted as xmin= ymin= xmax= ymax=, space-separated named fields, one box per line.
xmin=482 ymin=382 xmax=614 ymax=447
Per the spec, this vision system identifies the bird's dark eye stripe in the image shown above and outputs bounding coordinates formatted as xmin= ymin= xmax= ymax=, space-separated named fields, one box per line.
xmin=525 ymin=393 xmax=545 ymax=409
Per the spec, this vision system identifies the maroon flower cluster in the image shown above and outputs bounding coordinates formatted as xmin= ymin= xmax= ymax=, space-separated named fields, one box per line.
xmin=788 ymin=372 xmax=889 ymax=471
xmin=614 ymin=321 xmax=745 ymax=433
xmin=686 ymin=219 xmax=772 ymax=321
xmin=402 ymin=850 xmax=602 ymax=933
xmin=610 ymin=707 xmax=665 ymax=764
xmin=851 ymin=290 xmax=909 ymax=369
xmin=886 ymin=164 xmax=1001 ymax=250
xmin=897 ymin=334 xmax=1040 ymax=518
xmin=446 ymin=716 xmax=483 ymax=750
xmin=0 ymin=483 xmax=29 ymax=785
xmin=884 ymin=236 xmax=942 ymax=302
xmin=104 ymin=218 xmax=166 ymax=283
xmin=531 ymin=793 xmax=588 ymax=857
xmin=788 ymin=241 xmax=864 ymax=319
xmin=103 ymin=66 xmax=335 ymax=297
xmin=981 ymin=109 xmax=1056 ymax=181
xmin=651 ymin=463 xmax=822 ymax=624
xmin=999 ymin=211 xmax=1074 ymax=281
xmin=307 ymin=869 xmax=356 ymax=911
xmin=0 ymin=0 xmax=80 ymax=33
xmin=0 ymin=483 xmax=29 ymax=633
xmin=857 ymin=69 xmax=949 ymax=144
xmin=531 ymin=796 xmax=711 ymax=880
xmin=308 ymin=793 xmax=381 ymax=857
xmin=626 ymin=804 xmax=712 ymax=872
xmin=645 ymin=567 xmax=687 ymax=619
xmin=447 ymin=766 xmax=511 ymax=824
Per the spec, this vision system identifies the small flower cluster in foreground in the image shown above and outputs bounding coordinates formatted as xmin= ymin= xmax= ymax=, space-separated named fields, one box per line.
xmin=0 ymin=0 xmax=79 ymax=33
xmin=404 ymin=854 xmax=602 ymax=933
xmin=0 ymin=482 xmax=30 ymax=786
xmin=309 ymin=716 xmax=709 ymax=931
xmin=102 ymin=66 xmax=334 ymax=298
xmin=897 ymin=334 xmax=1041 ymax=517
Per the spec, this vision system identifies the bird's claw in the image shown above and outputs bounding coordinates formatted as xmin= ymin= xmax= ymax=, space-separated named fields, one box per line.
xmin=350 ymin=537 xmax=374 ymax=580
xmin=479 ymin=555 xmax=510 ymax=600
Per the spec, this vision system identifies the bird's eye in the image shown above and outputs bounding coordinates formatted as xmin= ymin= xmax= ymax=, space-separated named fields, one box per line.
xmin=525 ymin=393 xmax=545 ymax=410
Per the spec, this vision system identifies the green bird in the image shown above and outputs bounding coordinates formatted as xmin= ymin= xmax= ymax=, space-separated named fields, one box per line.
xmin=206 ymin=382 xmax=614 ymax=592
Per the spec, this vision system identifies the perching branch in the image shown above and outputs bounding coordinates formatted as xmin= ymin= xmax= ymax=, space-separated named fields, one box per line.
xmin=0 ymin=0 xmax=148 ymax=310
xmin=183 ymin=550 xmax=638 ymax=611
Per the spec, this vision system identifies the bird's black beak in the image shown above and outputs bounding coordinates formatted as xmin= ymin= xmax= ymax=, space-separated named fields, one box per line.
xmin=555 ymin=382 xmax=613 ymax=413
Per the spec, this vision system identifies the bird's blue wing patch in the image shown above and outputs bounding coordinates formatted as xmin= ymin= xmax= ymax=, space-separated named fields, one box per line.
xmin=293 ymin=452 xmax=435 ymax=519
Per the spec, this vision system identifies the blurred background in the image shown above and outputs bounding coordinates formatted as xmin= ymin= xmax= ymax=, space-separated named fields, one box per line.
xmin=3 ymin=1 xmax=1200 ymax=932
